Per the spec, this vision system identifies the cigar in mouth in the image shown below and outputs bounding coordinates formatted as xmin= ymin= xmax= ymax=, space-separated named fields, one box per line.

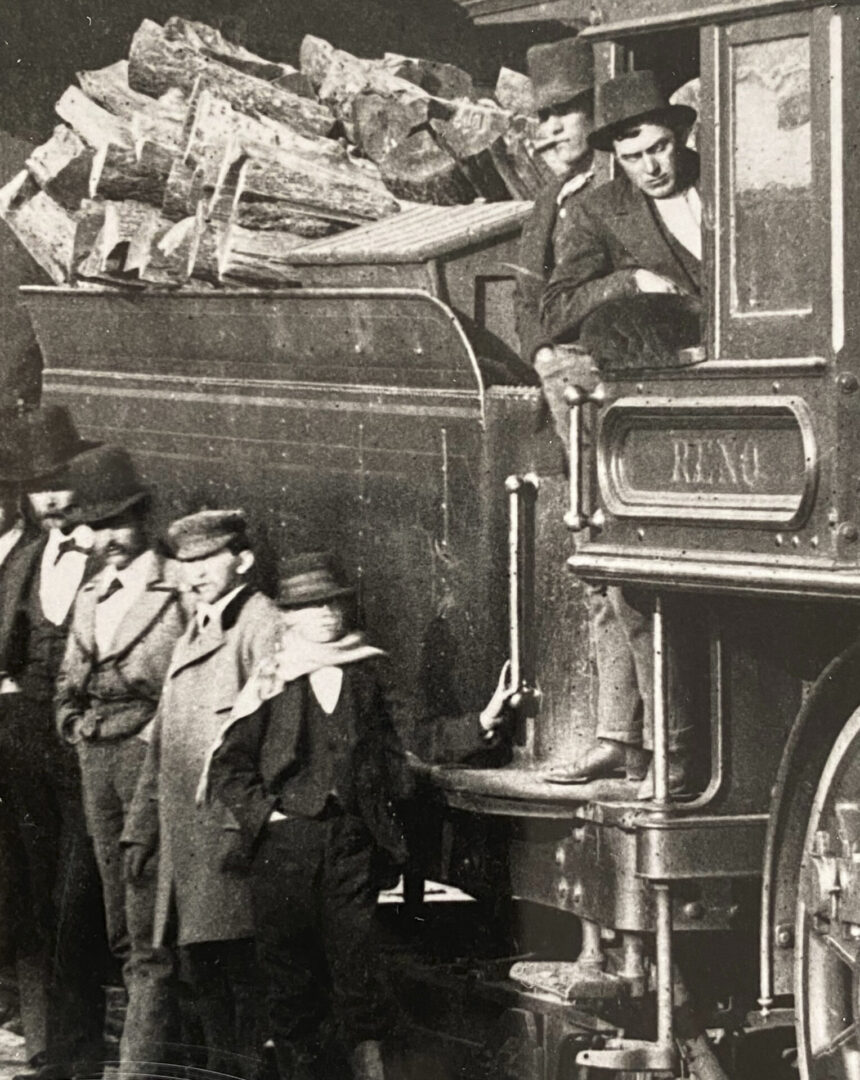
xmin=533 ymin=135 xmax=564 ymax=153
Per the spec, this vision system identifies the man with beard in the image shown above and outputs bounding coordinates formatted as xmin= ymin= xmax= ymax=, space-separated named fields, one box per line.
xmin=0 ymin=406 xmax=108 ymax=1080
xmin=55 ymin=446 xmax=185 ymax=1078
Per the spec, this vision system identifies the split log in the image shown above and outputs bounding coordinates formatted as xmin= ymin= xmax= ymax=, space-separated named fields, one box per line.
xmin=274 ymin=72 xmax=316 ymax=100
xmin=72 ymin=199 xmax=107 ymax=276
xmin=129 ymin=88 xmax=188 ymax=154
xmin=130 ymin=213 xmax=200 ymax=285
xmin=227 ymin=150 xmax=400 ymax=224
xmin=183 ymin=89 xmax=347 ymax=185
xmin=26 ymin=125 xmax=94 ymax=209
xmin=233 ymin=201 xmax=345 ymax=234
xmin=162 ymin=159 xmax=206 ymax=221
xmin=351 ymin=92 xmax=453 ymax=163
xmin=0 ymin=171 xmax=78 ymax=283
xmin=494 ymin=67 xmax=536 ymax=116
xmin=76 ymin=61 xmax=156 ymax=119
xmin=382 ymin=53 xmax=474 ymax=100
xmin=76 ymin=199 xmax=157 ymax=278
xmin=89 ymin=140 xmax=173 ymax=205
xmin=165 ymin=17 xmax=296 ymax=84
xmin=431 ymin=101 xmax=514 ymax=200
xmin=55 ymin=86 xmax=133 ymax=149
xmin=128 ymin=20 xmax=334 ymax=139
xmin=299 ymin=35 xmax=335 ymax=90
xmin=378 ymin=130 xmax=474 ymax=205
xmin=218 ymin=223 xmax=309 ymax=285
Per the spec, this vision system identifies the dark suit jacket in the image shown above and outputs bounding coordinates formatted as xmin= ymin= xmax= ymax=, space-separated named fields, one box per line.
xmin=209 ymin=657 xmax=415 ymax=864
xmin=515 ymin=171 xmax=594 ymax=364
xmin=55 ymin=550 xmax=186 ymax=743
xmin=541 ymin=150 xmax=701 ymax=342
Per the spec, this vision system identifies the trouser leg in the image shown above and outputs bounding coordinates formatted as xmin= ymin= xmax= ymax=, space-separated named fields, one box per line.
xmin=589 ymin=584 xmax=643 ymax=746
xmin=78 ymin=739 xmax=174 ymax=1073
xmin=322 ymin=818 xmax=388 ymax=1050
xmin=181 ymin=939 xmax=260 ymax=1080
xmin=250 ymin=820 xmax=327 ymax=1074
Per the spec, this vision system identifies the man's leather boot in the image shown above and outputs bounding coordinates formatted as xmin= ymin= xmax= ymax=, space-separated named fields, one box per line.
xmin=350 ymin=1039 xmax=385 ymax=1080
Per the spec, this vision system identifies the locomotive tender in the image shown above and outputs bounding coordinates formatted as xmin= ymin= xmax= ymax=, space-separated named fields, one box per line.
xmin=20 ymin=0 xmax=860 ymax=1076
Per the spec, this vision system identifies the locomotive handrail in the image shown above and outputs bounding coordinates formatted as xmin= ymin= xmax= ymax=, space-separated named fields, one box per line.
xmin=564 ymin=383 xmax=606 ymax=534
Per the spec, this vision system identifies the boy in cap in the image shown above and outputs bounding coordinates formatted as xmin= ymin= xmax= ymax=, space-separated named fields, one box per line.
xmin=0 ymin=405 xmax=108 ymax=1080
xmin=55 ymin=446 xmax=185 ymax=1077
xmin=122 ymin=509 xmax=278 ymax=1080
xmin=205 ymin=552 xmax=414 ymax=1080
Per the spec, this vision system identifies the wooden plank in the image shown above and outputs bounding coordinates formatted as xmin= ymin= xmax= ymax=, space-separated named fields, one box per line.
xmin=0 ymin=171 xmax=77 ymax=284
xmin=55 ymin=86 xmax=133 ymax=150
xmin=76 ymin=60 xmax=155 ymax=119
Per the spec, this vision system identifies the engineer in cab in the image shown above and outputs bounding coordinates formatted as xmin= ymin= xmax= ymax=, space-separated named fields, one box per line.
xmin=540 ymin=70 xmax=702 ymax=795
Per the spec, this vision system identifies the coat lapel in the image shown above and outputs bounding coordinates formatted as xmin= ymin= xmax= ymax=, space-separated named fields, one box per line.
xmin=166 ymin=586 xmax=254 ymax=680
xmin=99 ymin=551 xmax=176 ymax=661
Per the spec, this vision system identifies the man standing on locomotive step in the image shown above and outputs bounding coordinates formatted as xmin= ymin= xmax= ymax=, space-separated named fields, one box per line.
xmin=122 ymin=510 xmax=278 ymax=1080
xmin=514 ymin=36 xmax=595 ymax=373
xmin=0 ymin=405 xmax=109 ymax=1080
xmin=55 ymin=445 xmax=186 ymax=1078
xmin=540 ymin=70 xmax=701 ymax=795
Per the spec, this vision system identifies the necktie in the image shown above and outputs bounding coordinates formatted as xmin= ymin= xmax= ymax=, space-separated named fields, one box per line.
xmin=98 ymin=578 xmax=123 ymax=604
xmin=55 ymin=537 xmax=88 ymax=563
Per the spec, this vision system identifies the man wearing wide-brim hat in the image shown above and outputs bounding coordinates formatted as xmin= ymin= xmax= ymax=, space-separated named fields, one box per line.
xmin=122 ymin=509 xmax=278 ymax=1080
xmin=55 ymin=445 xmax=185 ymax=1078
xmin=538 ymin=71 xmax=701 ymax=796
xmin=0 ymin=405 xmax=109 ymax=1080
xmin=205 ymin=551 xmax=414 ymax=1080
xmin=541 ymin=68 xmax=701 ymax=342
xmin=514 ymin=36 xmax=596 ymax=368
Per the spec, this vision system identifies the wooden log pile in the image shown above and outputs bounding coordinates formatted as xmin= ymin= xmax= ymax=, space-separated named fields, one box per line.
xmin=1 ymin=18 xmax=549 ymax=288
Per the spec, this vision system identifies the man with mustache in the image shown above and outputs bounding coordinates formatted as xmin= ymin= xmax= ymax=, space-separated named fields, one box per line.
xmin=0 ymin=406 xmax=108 ymax=1080
xmin=55 ymin=445 xmax=185 ymax=1078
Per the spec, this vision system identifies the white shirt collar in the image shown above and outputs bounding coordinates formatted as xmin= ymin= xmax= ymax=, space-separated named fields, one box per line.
xmin=196 ymin=584 xmax=246 ymax=633
xmin=309 ymin=665 xmax=344 ymax=715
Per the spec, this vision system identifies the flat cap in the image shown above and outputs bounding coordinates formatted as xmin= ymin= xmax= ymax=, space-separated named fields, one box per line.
xmin=167 ymin=509 xmax=248 ymax=561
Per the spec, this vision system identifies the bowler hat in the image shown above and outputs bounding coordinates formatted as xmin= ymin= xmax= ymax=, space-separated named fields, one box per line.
xmin=167 ymin=509 xmax=249 ymax=561
xmin=589 ymin=70 xmax=697 ymax=152
xmin=67 ymin=445 xmax=150 ymax=526
xmin=5 ymin=405 xmax=100 ymax=490
xmin=276 ymin=551 xmax=355 ymax=608
xmin=526 ymin=38 xmax=594 ymax=113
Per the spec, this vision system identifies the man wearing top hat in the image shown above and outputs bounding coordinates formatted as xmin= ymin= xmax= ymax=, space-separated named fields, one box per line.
xmin=537 ymin=71 xmax=700 ymax=794
xmin=514 ymin=37 xmax=595 ymax=370
xmin=541 ymin=69 xmax=700 ymax=342
xmin=205 ymin=552 xmax=414 ymax=1080
xmin=0 ymin=405 xmax=108 ymax=1080
xmin=55 ymin=445 xmax=185 ymax=1078
xmin=122 ymin=510 xmax=278 ymax=1080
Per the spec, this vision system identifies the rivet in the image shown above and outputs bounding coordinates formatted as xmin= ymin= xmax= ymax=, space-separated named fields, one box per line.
xmin=775 ymin=534 xmax=784 ymax=547
xmin=772 ymin=381 xmax=781 ymax=392
xmin=557 ymin=878 xmax=570 ymax=901
xmin=839 ymin=522 xmax=859 ymax=543
xmin=791 ymin=535 xmax=800 ymax=548
xmin=682 ymin=901 xmax=704 ymax=920
xmin=636 ymin=384 xmax=644 ymax=394
xmin=838 ymin=372 xmax=859 ymax=394
xmin=636 ymin=528 xmax=645 ymax=541
xmin=775 ymin=925 xmax=794 ymax=948
xmin=810 ymin=536 xmax=819 ymax=548
xmin=572 ymin=883 xmax=583 ymax=905
xmin=555 ymin=845 xmax=566 ymax=867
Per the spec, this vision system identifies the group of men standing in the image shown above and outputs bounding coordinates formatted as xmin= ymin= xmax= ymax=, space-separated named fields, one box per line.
xmin=515 ymin=38 xmax=703 ymax=794
xmin=0 ymin=409 xmax=415 ymax=1080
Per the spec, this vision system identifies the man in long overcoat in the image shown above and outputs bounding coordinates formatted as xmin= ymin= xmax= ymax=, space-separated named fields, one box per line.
xmin=55 ymin=446 xmax=185 ymax=1076
xmin=123 ymin=510 xmax=278 ymax=1080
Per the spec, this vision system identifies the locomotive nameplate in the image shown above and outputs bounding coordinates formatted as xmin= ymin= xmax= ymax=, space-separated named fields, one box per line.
xmin=598 ymin=396 xmax=817 ymax=528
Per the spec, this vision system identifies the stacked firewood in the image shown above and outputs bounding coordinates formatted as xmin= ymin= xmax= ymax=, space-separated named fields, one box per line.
xmin=0 ymin=17 xmax=548 ymax=288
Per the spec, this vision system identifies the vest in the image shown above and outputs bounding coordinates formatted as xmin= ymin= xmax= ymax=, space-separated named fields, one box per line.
xmin=272 ymin=675 xmax=357 ymax=819
xmin=19 ymin=562 xmax=74 ymax=702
